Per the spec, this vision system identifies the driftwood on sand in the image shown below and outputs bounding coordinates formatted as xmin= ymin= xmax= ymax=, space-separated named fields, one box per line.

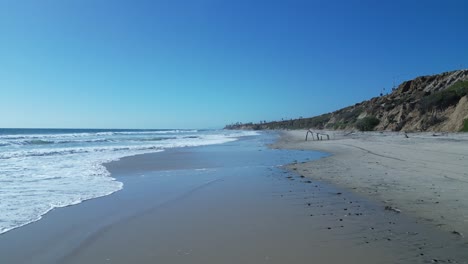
xmin=305 ymin=129 xmax=330 ymax=141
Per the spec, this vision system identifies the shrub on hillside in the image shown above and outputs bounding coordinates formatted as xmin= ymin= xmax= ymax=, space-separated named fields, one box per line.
xmin=296 ymin=113 xmax=332 ymax=129
xmin=340 ymin=107 xmax=363 ymax=122
xmin=419 ymin=80 xmax=468 ymax=114
xmin=461 ymin=119 xmax=468 ymax=132
xmin=355 ymin=116 xmax=380 ymax=131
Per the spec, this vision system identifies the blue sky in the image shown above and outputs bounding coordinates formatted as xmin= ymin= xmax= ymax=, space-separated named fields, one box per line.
xmin=1 ymin=0 xmax=467 ymax=129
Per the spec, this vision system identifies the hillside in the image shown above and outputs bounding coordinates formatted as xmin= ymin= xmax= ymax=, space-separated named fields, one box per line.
xmin=226 ymin=69 xmax=468 ymax=132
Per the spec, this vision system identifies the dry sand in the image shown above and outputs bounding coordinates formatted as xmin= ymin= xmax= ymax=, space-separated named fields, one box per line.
xmin=272 ymin=130 xmax=468 ymax=238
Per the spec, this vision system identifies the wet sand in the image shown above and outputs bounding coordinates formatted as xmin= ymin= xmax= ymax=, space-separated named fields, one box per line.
xmin=1 ymin=133 xmax=467 ymax=263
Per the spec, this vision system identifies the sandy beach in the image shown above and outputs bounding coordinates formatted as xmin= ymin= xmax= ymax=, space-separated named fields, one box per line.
xmin=273 ymin=130 xmax=468 ymax=239
xmin=3 ymin=1 xmax=467 ymax=263
xmin=1 ymin=133 xmax=467 ymax=263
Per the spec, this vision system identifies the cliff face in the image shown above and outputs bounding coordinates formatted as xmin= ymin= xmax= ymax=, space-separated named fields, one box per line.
xmin=225 ymin=69 xmax=468 ymax=132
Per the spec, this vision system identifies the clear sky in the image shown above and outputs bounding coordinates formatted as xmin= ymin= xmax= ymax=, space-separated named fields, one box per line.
xmin=1 ymin=0 xmax=467 ymax=129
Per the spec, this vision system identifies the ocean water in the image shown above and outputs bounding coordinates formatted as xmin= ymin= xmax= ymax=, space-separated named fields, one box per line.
xmin=0 ymin=128 xmax=258 ymax=234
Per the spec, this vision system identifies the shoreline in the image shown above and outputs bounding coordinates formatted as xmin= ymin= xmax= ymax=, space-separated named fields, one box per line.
xmin=272 ymin=130 xmax=468 ymax=238
xmin=56 ymin=133 xmax=468 ymax=263
xmin=0 ymin=129 xmax=256 ymax=237
xmin=1 ymin=133 xmax=468 ymax=263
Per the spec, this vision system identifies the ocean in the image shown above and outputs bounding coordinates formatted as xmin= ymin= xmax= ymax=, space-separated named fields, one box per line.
xmin=0 ymin=128 xmax=258 ymax=234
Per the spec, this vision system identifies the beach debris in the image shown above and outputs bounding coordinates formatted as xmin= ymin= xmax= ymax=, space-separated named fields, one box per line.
xmin=451 ymin=230 xmax=463 ymax=237
xmin=384 ymin=206 xmax=401 ymax=213
xmin=305 ymin=129 xmax=330 ymax=141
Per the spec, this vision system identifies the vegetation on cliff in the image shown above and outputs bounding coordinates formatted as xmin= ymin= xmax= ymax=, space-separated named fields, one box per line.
xmin=355 ymin=116 xmax=380 ymax=131
xmin=225 ymin=69 xmax=468 ymax=132
xmin=462 ymin=119 xmax=468 ymax=132
xmin=419 ymin=80 xmax=468 ymax=114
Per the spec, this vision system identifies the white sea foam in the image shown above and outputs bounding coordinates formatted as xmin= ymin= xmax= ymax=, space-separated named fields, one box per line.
xmin=0 ymin=129 xmax=258 ymax=234
xmin=0 ymin=130 xmax=199 ymax=141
